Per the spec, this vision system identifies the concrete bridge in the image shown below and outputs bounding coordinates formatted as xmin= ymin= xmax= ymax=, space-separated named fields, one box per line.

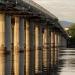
xmin=0 ymin=0 xmax=68 ymax=75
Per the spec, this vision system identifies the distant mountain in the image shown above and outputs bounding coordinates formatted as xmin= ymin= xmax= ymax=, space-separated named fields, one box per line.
xmin=59 ymin=21 xmax=73 ymax=28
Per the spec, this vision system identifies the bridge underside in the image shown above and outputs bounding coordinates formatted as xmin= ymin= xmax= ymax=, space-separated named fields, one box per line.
xmin=0 ymin=0 xmax=68 ymax=75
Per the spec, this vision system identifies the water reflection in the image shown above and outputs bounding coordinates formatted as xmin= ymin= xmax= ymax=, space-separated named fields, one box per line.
xmin=52 ymin=48 xmax=75 ymax=75
xmin=1 ymin=48 xmax=75 ymax=75
xmin=36 ymin=48 xmax=75 ymax=75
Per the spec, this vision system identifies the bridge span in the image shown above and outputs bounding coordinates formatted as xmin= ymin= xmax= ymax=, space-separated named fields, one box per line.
xmin=0 ymin=0 xmax=68 ymax=75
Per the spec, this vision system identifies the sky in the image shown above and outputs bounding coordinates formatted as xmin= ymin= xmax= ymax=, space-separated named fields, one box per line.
xmin=32 ymin=0 xmax=75 ymax=23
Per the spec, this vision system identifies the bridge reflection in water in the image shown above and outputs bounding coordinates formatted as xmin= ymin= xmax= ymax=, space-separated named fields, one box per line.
xmin=51 ymin=48 xmax=75 ymax=75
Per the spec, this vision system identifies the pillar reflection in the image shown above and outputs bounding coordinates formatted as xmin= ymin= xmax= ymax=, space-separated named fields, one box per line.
xmin=0 ymin=13 xmax=5 ymax=75
xmin=14 ymin=16 xmax=19 ymax=75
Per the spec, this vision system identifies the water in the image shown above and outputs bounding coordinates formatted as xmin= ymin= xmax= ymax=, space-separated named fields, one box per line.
xmin=1 ymin=48 xmax=75 ymax=75
xmin=52 ymin=48 xmax=75 ymax=75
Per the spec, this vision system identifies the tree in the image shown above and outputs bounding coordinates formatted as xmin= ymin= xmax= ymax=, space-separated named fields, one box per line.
xmin=68 ymin=23 xmax=75 ymax=47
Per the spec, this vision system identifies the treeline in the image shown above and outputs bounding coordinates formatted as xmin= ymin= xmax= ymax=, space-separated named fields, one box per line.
xmin=68 ymin=23 xmax=75 ymax=48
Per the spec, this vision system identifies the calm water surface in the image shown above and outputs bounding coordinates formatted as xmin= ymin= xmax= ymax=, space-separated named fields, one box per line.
xmin=52 ymin=48 xmax=75 ymax=75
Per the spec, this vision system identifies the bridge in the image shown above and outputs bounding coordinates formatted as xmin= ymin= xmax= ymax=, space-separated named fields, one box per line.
xmin=0 ymin=0 xmax=68 ymax=75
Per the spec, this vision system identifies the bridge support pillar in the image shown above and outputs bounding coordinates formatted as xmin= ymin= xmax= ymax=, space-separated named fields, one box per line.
xmin=29 ymin=20 xmax=35 ymax=75
xmin=57 ymin=32 xmax=61 ymax=63
xmin=43 ymin=25 xmax=50 ymax=73
xmin=62 ymin=36 xmax=67 ymax=48
xmin=0 ymin=13 xmax=5 ymax=75
xmin=55 ymin=32 xmax=59 ymax=65
xmin=26 ymin=20 xmax=30 ymax=75
xmin=64 ymin=38 xmax=67 ymax=48
xmin=58 ymin=34 xmax=62 ymax=49
xmin=5 ymin=15 xmax=12 ymax=75
xmin=51 ymin=30 xmax=55 ymax=67
xmin=47 ymin=26 xmax=51 ymax=74
xmin=26 ymin=19 xmax=35 ymax=75
xmin=43 ymin=27 xmax=47 ymax=72
xmin=35 ymin=24 xmax=43 ymax=74
xmin=35 ymin=24 xmax=39 ymax=74
xmin=19 ymin=17 xmax=25 ymax=75
xmin=38 ymin=25 xmax=43 ymax=74
xmin=60 ymin=34 xmax=64 ymax=49
xmin=14 ymin=16 xmax=19 ymax=75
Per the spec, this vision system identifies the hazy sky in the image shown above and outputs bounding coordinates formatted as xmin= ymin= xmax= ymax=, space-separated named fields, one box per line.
xmin=32 ymin=0 xmax=75 ymax=23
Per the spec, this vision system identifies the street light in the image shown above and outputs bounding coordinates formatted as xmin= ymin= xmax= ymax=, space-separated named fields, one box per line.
xmin=64 ymin=27 xmax=70 ymax=36
xmin=69 ymin=35 xmax=72 ymax=38
xmin=64 ymin=27 xmax=69 ymax=31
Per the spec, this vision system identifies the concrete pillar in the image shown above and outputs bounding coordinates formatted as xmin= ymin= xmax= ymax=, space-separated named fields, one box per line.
xmin=38 ymin=24 xmax=43 ymax=73
xmin=58 ymin=33 xmax=61 ymax=49
xmin=26 ymin=19 xmax=35 ymax=75
xmin=43 ymin=27 xmax=47 ymax=71
xmin=19 ymin=17 xmax=25 ymax=75
xmin=14 ymin=16 xmax=19 ymax=75
xmin=5 ymin=15 xmax=12 ymax=75
xmin=11 ymin=18 xmax=14 ymax=75
xmin=61 ymin=36 xmax=63 ymax=48
xmin=0 ymin=13 xmax=5 ymax=75
xmin=43 ymin=26 xmax=49 ymax=72
xmin=64 ymin=38 xmax=67 ymax=48
xmin=38 ymin=25 xmax=43 ymax=74
xmin=26 ymin=19 xmax=30 ymax=75
xmin=59 ymin=34 xmax=67 ymax=48
xmin=62 ymin=37 xmax=67 ymax=48
xmin=57 ymin=32 xmax=61 ymax=62
xmin=29 ymin=20 xmax=35 ymax=75
xmin=35 ymin=25 xmax=40 ymax=74
xmin=57 ymin=32 xmax=60 ymax=64
xmin=51 ymin=31 xmax=53 ymax=67
xmin=51 ymin=30 xmax=55 ymax=67
xmin=46 ymin=26 xmax=51 ymax=74
xmin=48 ymin=26 xmax=51 ymax=70
xmin=24 ymin=20 xmax=26 ymax=75
xmin=55 ymin=32 xmax=58 ymax=65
